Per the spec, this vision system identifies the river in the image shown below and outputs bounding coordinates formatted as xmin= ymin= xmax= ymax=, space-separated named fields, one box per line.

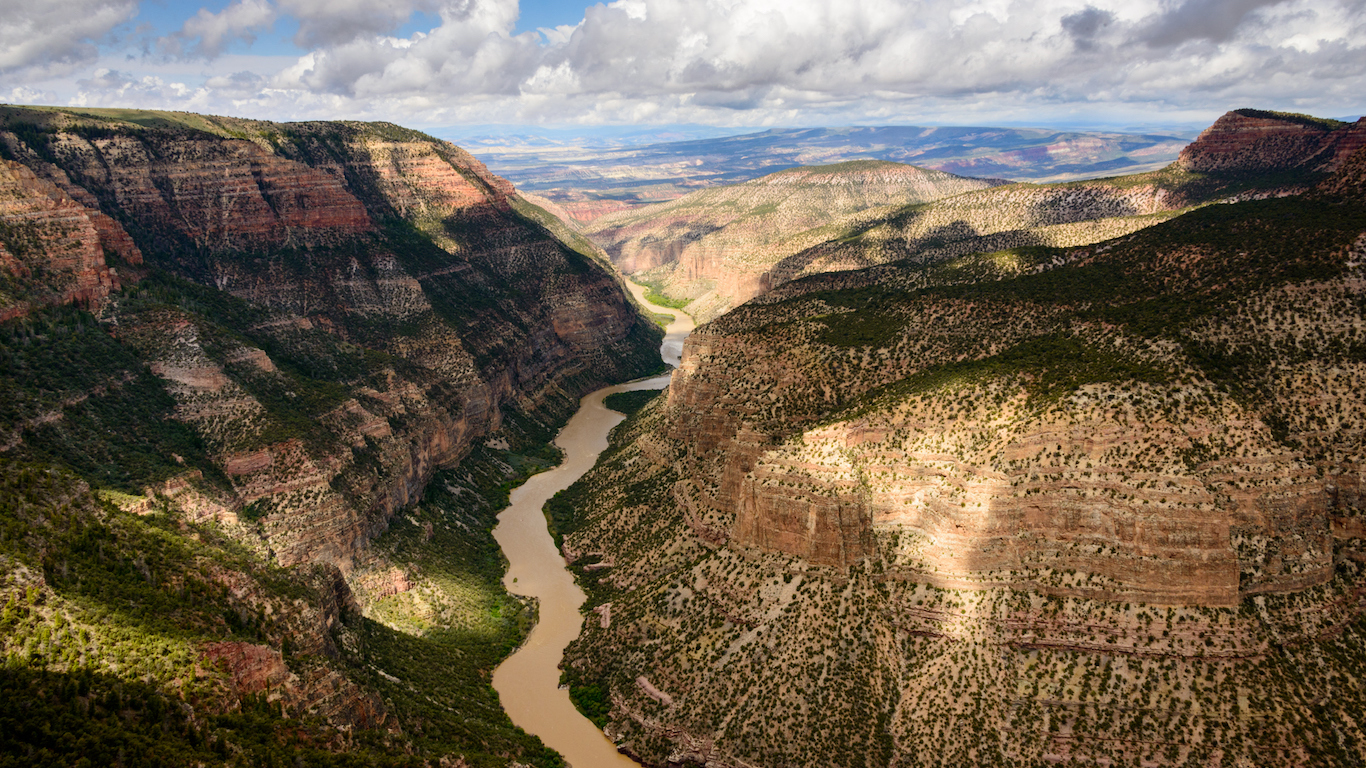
xmin=491 ymin=279 xmax=694 ymax=768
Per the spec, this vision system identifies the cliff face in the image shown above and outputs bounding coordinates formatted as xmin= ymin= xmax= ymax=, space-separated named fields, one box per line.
xmin=665 ymin=267 xmax=1338 ymax=606
xmin=587 ymin=161 xmax=1002 ymax=320
xmin=33 ymin=131 xmax=373 ymax=250
xmin=0 ymin=106 xmax=658 ymax=574
xmin=556 ymin=124 xmax=1366 ymax=767
xmin=1177 ymin=109 xmax=1366 ymax=174
xmin=0 ymin=106 xmax=659 ymax=765
xmin=0 ymin=158 xmax=142 ymax=320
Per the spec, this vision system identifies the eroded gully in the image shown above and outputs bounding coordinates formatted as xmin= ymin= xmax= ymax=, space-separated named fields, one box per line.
xmin=491 ymin=280 xmax=694 ymax=767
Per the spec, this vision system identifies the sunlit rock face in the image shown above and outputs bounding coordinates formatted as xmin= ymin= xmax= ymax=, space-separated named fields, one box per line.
xmin=668 ymin=294 xmax=1332 ymax=607
xmin=0 ymin=158 xmax=142 ymax=319
xmin=558 ymin=122 xmax=1366 ymax=768
xmin=1177 ymin=109 xmax=1366 ymax=174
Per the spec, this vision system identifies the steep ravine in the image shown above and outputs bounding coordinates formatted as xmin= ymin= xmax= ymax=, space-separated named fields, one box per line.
xmin=493 ymin=280 xmax=693 ymax=767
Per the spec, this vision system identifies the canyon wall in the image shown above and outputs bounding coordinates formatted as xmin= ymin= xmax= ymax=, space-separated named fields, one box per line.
xmin=555 ymin=118 xmax=1366 ymax=767
xmin=0 ymin=158 xmax=142 ymax=320
xmin=0 ymin=105 xmax=664 ymax=765
xmin=0 ymin=106 xmax=659 ymax=576
xmin=1177 ymin=109 xmax=1366 ymax=173
xmin=592 ymin=111 xmax=1366 ymax=327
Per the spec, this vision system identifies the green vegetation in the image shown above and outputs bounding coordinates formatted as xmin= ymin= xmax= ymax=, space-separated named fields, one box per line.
xmin=0 ymin=292 xmax=580 ymax=764
xmin=1232 ymin=107 xmax=1346 ymax=130
xmin=545 ymin=146 xmax=1366 ymax=768
xmin=0 ymin=667 xmax=428 ymax=768
xmin=852 ymin=332 xmax=1170 ymax=417
xmin=509 ymin=195 xmax=614 ymax=270
xmin=568 ymin=682 xmax=611 ymax=728
xmin=0 ymin=454 xmax=563 ymax=767
xmin=0 ymin=104 xmax=674 ymax=767
xmin=638 ymin=280 xmax=692 ymax=310
xmin=0 ymin=459 xmax=377 ymax=765
xmin=0 ymin=304 xmax=216 ymax=493
xmin=603 ymin=389 xmax=663 ymax=417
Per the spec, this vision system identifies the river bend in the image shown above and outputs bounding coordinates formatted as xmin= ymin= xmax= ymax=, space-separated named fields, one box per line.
xmin=491 ymin=281 xmax=693 ymax=767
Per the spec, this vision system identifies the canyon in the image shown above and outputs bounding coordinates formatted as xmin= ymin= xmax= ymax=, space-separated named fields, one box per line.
xmin=3 ymin=103 xmax=1366 ymax=768
xmin=587 ymin=161 xmax=1003 ymax=321
xmin=0 ymin=105 xmax=659 ymax=765
xmin=492 ymin=279 xmax=691 ymax=768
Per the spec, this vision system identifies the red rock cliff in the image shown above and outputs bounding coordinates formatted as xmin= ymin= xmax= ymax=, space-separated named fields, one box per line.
xmin=1178 ymin=109 xmax=1366 ymax=174
xmin=0 ymin=159 xmax=142 ymax=319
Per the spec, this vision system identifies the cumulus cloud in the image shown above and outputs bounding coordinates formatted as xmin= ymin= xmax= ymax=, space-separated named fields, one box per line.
xmin=277 ymin=0 xmax=445 ymax=47
xmin=1139 ymin=0 xmax=1289 ymax=47
xmin=205 ymin=70 xmax=271 ymax=98
xmin=258 ymin=0 xmax=1362 ymax=120
xmin=1061 ymin=6 xmax=1115 ymax=50
xmin=161 ymin=0 xmax=277 ymax=58
xmin=0 ymin=0 xmax=138 ymax=75
xmin=14 ymin=0 xmax=1366 ymax=127
xmin=71 ymin=67 xmax=210 ymax=109
xmin=272 ymin=0 xmax=533 ymax=96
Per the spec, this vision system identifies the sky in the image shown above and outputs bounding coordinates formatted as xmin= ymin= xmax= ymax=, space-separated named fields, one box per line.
xmin=0 ymin=0 xmax=1363 ymax=132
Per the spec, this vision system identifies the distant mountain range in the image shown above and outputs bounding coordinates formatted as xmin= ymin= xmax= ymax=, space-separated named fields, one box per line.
xmin=466 ymin=124 xmax=1194 ymax=221
xmin=591 ymin=111 xmax=1366 ymax=322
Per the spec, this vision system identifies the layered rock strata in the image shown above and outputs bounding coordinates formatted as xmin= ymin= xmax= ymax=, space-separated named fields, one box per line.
xmin=0 ymin=105 xmax=664 ymax=764
xmin=556 ymin=129 xmax=1366 ymax=767
xmin=1177 ymin=109 xmax=1366 ymax=174
xmin=0 ymin=106 xmax=659 ymax=575
xmin=0 ymin=158 xmax=142 ymax=319
xmin=605 ymin=111 xmax=1362 ymax=326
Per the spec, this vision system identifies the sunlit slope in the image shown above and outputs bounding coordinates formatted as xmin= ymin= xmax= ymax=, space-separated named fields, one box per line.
xmin=587 ymin=160 xmax=1001 ymax=320
xmin=598 ymin=111 xmax=1366 ymax=324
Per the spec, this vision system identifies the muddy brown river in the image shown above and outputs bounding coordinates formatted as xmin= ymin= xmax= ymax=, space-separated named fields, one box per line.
xmin=491 ymin=280 xmax=693 ymax=767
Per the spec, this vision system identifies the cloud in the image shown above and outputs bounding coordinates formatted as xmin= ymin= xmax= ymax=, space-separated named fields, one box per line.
xmin=161 ymin=0 xmax=277 ymax=58
xmin=1061 ymin=6 xmax=1115 ymax=50
xmin=1139 ymin=0 xmax=1289 ymax=47
xmin=277 ymin=0 xmax=444 ymax=47
xmin=205 ymin=70 xmax=271 ymax=98
xmin=13 ymin=0 xmax=1366 ymax=128
xmin=0 ymin=0 xmax=138 ymax=75
xmin=272 ymin=0 xmax=533 ymax=96
xmin=71 ymin=68 xmax=209 ymax=108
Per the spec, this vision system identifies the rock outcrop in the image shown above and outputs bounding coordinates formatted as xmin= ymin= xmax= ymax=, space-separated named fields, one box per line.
xmin=0 ymin=105 xmax=660 ymax=576
xmin=1178 ymin=109 xmax=1366 ymax=174
xmin=0 ymin=105 xmax=663 ymax=766
xmin=0 ymin=158 xmax=142 ymax=320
